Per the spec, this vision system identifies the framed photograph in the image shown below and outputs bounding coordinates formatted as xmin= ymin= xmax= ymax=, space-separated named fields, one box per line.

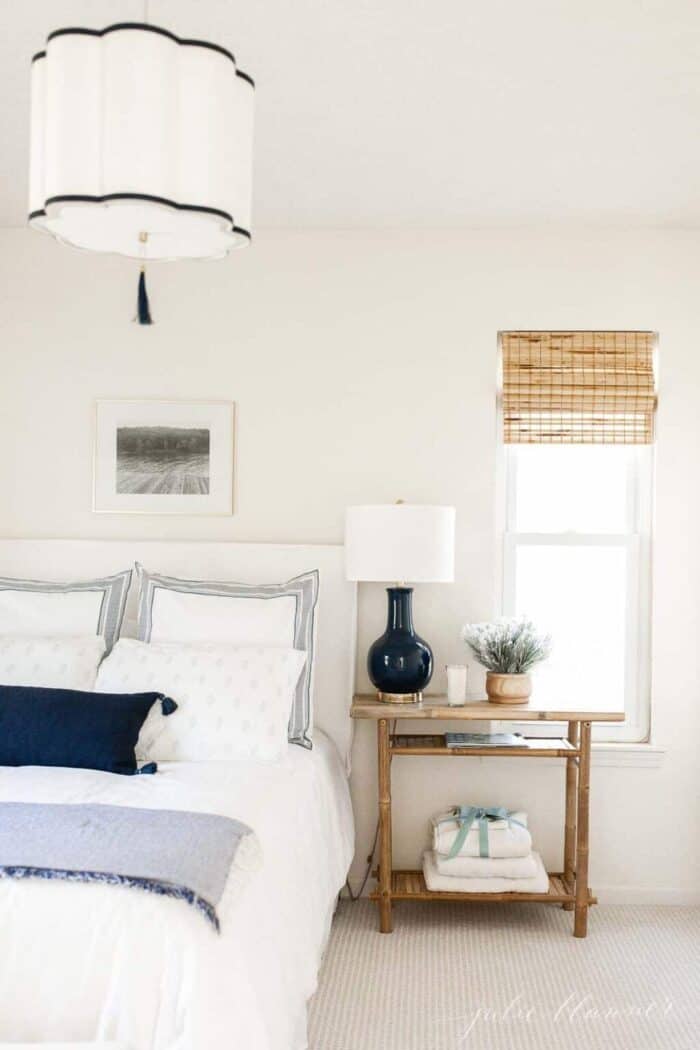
xmin=94 ymin=400 xmax=235 ymax=515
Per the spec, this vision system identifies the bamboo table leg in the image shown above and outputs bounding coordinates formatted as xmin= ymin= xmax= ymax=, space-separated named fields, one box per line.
xmin=377 ymin=718 xmax=393 ymax=933
xmin=574 ymin=721 xmax=592 ymax=937
xmin=562 ymin=720 xmax=579 ymax=911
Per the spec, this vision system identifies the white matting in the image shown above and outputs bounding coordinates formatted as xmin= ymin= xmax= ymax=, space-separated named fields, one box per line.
xmin=309 ymin=900 xmax=700 ymax=1050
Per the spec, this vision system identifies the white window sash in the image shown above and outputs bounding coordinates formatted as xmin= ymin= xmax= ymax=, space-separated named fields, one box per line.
xmin=502 ymin=446 xmax=653 ymax=744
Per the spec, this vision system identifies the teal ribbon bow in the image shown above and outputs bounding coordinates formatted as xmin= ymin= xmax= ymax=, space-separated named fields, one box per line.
xmin=441 ymin=805 xmax=526 ymax=859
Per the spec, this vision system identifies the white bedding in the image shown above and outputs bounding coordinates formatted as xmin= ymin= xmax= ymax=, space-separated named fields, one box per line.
xmin=0 ymin=730 xmax=354 ymax=1050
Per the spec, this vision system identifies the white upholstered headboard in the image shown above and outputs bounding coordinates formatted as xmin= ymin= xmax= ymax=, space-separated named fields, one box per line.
xmin=0 ymin=540 xmax=357 ymax=764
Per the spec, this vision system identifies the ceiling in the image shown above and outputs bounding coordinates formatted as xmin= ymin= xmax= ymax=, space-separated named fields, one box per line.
xmin=3 ymin=0 xmax=700 ymax=228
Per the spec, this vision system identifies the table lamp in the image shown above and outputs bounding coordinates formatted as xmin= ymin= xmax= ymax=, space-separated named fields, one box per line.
xmin=345 ymin=503 xmax=456 ymax=703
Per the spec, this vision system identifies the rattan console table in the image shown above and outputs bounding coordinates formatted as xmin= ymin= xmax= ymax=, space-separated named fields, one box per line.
xmin=351 ymin=695 xmax=625 ymax=938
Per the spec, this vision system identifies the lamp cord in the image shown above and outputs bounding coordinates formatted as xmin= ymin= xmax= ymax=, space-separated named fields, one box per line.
xmin=345 ymin=718 xmax=395 ymax=902
xmin=345 ymin=819 xmax=379 ymax=901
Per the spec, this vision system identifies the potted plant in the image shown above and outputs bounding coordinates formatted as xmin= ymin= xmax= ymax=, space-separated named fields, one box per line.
xmin=461 ymin=618 xmax=551 ymax=704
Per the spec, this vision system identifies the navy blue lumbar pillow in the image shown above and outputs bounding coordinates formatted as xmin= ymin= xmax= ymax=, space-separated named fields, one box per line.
xmin=0 ymin=684 xmax=177 ymax=776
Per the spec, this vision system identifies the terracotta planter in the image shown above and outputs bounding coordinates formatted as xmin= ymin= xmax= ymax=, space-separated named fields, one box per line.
xmin=486 ymin=671 xmax=532 ymax=704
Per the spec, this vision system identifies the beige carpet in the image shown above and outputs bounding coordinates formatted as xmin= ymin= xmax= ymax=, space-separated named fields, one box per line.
xmin=308 ymin=900 xmax=700 ymax=1050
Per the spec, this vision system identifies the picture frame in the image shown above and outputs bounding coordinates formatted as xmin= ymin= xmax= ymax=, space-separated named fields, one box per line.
xmin=93 ymin=400 xmax=235 ymax=515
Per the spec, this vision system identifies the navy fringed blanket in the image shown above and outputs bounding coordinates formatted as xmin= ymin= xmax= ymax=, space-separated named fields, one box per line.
xmin=0 ymin=801 xmax=254 ymax=931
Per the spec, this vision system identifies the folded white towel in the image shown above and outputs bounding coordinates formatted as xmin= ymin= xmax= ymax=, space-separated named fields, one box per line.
xmin=423 ymin=850 xmax=549 ymax=893
xmin=432 ymin=810 xmax=532 ymax=859
xmin=434 ymin=852 xmax=538 ymax=879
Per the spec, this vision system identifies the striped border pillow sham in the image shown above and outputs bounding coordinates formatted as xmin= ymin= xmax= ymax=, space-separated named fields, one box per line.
xmin=0 ymin=570 xmax=132 ymax=654
xmin=135 ymin=564 xmax=319 ymax=749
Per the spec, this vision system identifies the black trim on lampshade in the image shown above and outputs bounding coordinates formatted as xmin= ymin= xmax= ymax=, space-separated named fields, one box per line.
xmin=31 ymin=23 xmax=255 ymax=87
xmin=28 ymin=193 xmax=252 ymax=242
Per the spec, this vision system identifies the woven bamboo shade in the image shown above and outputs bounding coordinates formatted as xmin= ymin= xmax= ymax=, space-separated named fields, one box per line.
xmin=501 ymin=331 xmax=657 ymax=445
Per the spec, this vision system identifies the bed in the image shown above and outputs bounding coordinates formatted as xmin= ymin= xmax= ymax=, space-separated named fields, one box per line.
xmin=0 ymin=540 xmax=357 ymax=1050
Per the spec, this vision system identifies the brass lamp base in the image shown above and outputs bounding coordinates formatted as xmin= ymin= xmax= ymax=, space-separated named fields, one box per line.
xmin=377 ymin=691 xmax=422 ymax=705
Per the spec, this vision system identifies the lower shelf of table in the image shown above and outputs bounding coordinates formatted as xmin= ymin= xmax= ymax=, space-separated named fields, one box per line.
xmin=370 ymin=870 xmax=597 ymax=905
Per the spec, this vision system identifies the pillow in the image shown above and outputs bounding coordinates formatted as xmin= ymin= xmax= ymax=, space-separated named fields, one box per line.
xmin=135 ymin=564 xmax=318 ymax=749
xmin=0 ymin=636 xmax=106 ymax=691
xmin=0 ymin=684 xmax=177 ymax=775
xmin=96 ymin=638 xmax=307 ymax=762
xmin=0 ymin=570 xmax=132 ymax=653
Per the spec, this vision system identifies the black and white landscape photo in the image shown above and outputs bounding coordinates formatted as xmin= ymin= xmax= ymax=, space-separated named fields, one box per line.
xmin=116 ymin=426 xmax=210 ymax=495
xmin=94 ymin=400 xmax=234 ymax=515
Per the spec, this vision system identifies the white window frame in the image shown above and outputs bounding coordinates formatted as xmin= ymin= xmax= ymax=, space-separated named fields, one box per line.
xmin=502 ymin=445 xmax=653 ymax=743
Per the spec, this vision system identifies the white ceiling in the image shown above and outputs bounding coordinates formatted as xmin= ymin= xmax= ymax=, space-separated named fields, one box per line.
xmin=3 ymin=0 xmax=700 ymax=228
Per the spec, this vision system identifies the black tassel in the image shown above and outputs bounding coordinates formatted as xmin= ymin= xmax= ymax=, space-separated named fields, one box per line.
xmin=137 ymin=267 xmax=153 ymax=325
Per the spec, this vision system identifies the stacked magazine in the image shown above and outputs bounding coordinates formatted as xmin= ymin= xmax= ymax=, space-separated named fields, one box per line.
xmin=444 ymin=732 xmax=525 ymax=748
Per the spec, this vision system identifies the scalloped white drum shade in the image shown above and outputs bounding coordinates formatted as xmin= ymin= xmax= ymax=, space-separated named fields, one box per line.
xmin=345 ymin=505 xmax=456 ymax=583
xmin=28 ymin=25 xmax=254 ymax=260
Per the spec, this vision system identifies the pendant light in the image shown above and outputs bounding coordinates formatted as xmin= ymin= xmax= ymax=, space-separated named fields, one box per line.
xmin=28 ymin=12 xmax=254 ymax=322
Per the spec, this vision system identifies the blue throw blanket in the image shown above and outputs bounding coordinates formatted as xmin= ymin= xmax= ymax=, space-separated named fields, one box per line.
xmin=0 ymin=802 xmax=254 ymax=931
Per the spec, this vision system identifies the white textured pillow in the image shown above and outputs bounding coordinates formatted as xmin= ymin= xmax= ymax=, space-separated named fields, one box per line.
xmin=96 ymin=638 xmax=307 ymax=762
xmin=0 ymin=635 xmax=106 ymax=691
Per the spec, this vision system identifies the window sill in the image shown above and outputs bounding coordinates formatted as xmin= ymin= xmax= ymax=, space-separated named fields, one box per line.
xmin=591 ymin=742 xmax=665 ymax=768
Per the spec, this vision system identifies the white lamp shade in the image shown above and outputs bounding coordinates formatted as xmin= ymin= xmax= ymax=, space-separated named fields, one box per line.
xmin=345 ymin=505 xmax=456 ymax=583
xmin=29 ymin=24 xmax=254 ymax=260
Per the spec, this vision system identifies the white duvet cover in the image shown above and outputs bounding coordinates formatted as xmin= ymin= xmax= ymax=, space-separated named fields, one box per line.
xmin=0 ymin=731 xmax=354 ymax=1050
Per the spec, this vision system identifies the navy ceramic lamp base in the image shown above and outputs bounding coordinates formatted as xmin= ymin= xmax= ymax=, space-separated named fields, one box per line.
xmin=368 ymin=587 xmax=433 ymax=703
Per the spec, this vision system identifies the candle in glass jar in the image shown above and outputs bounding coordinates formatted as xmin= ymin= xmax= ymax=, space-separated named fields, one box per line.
xmin=446 ymin=664 xmax=467 ymax=705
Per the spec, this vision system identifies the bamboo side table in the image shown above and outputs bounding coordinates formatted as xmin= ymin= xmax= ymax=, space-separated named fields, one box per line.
xmin=350 ymin=695 xmax=625 ymax=939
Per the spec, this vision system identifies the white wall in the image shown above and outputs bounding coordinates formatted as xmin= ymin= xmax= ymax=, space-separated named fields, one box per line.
xmin=1 ymin=226 xmax=698 ymax=902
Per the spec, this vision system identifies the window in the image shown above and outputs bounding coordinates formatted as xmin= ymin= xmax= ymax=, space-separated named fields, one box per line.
xmin=503 ymin=445 xmax=652 ymax=740
xmin=500 ymin=330 xmax=656 ymax=743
